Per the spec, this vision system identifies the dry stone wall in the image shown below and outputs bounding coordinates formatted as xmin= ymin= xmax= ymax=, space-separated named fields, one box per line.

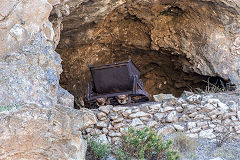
xmin=82 ymin=92 xmax=240 ymax=144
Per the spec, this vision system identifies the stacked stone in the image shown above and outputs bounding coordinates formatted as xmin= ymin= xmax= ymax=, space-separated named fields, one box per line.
xmin=83 ymin=93 xmax=240 ymax=144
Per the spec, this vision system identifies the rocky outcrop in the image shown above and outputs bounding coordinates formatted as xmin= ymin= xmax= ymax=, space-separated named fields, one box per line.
xmin=0 ymin=104 xmax=97 ymax=160
xmin=0 ymin=0 xmax=72 ymax=107
xmin=57 ymin=0 xmax=240 ymax=99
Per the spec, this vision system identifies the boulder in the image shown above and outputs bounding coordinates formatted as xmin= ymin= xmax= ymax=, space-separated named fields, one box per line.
xmin=0 ymin=104 xmax=96 ymax=160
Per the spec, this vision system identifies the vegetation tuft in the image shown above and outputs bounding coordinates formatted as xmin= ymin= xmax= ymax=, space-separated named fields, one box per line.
xmin=114 ymin=127 xmax=179 ymax=160
xmin=87 ymin=135 xmax=111 ymax=160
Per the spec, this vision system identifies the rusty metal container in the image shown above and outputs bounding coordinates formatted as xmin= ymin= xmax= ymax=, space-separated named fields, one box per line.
xmin=86 ymin=59 xmax=149 ymax=104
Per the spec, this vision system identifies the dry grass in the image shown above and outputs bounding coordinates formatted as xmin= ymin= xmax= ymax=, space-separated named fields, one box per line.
xmin=173 ymin=132 xmax=198 ymax=153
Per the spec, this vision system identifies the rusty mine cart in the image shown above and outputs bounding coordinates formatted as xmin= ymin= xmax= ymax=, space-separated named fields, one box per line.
xmin=86 ymin=59 xmax=149 ymax=107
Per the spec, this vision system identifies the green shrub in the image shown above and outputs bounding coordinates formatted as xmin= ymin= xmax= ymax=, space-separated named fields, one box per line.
xmin=87 ymin=136 xmax=111 ymax=160
xmin=114 ymin=127 xmax=180 ymax=160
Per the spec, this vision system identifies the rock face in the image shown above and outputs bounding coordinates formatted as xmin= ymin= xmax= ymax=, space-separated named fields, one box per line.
xmin=57 ymin=0 xmax=240 ymax=100
xmin=0 ymin=104 xmax=97 ymax=160
xmin=0 ymin=0 xmax=72 ymax=107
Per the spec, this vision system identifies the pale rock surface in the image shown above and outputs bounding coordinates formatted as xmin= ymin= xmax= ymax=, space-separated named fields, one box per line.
xmin=0 ymin=32 xmax=69 ymax=107
xmin=96 ymin=121 xmax=107 ymax=128
xmin=99 ymin=105 xmax=113 ymax=114
xmin=157 ymin=125 xmax=176 ymax=136
xmin=131 ymin=118 xmax=144 ymax=127
xmin=153 ymin=93 xmax=174 ymax=102
xmin=97 ymin=134 xmax=109 ymax=144
xmin=154 ymin=113 xmax=165 ymax=121
xmin=129 ymin=111 xmax=151 ymax=119
xmin=166 ymin=111 xmax=178 ymax=122
xmin=0 ymin=104 xmax=96 ymax=160
xmin=97 ymin=112 xmax=107 ymax=120
xmin=173 ymin=124 xmax=185 ymax=131
xmin=147 ymin=121 xmax=158 ymax=128
xmin=199 ymin=129 xmax=216 ymax=139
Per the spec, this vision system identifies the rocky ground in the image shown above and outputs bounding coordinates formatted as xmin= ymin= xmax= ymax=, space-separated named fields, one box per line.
xmin=84 ymin=91 xmax=240 ymax=160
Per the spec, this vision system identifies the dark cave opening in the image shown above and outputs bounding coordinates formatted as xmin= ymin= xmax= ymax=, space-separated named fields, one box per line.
xmin=57 ymin=45 xmax=234 ymax=108
xmin=55 ymin=1 xmax=237 ymax=108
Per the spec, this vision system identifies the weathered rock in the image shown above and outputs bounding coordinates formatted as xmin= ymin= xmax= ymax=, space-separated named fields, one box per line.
xmin=176 ymin=106 xmax=184 ymax=113
xmin=112 ymin=107 xmax=128 ymax=113
xmin=157 ymin=125 xmax=176 ymax=136
xmin=128 ymin=111 xmax=151 ymax=119
xmin=165 ymin=111 xmax=178 ymax=122
xmin=217 ymin=102 xmax=229 ymax=111
xmin=154 ymin=113 xmax=165 ymax=121
xmin=108 ymin=132 xmax=122 ymax=137
xmin=163 ymin=106 xmax=175 ymax=112
xmin=185 ymin=105 xmax=197 ymax=114
xmin=187 ymin=122 xmax=197 ymax=130
xmin=147 ymin=121 xmax=158 ymax=128
xmin=140 ymin=116 xmax=151 ymax=121
xmin=96 ymin=121 xmax=107 ymax=129
xmin=179 ymin=114 xmax=190 ymax=122
xmin=97 ymin=134 xmax=109 ymax=144
xmin=114 ymin=122 xmax=125 ymax=129
xmin=0 ymin=104 xmax=96 ymax=160
xmin=122 ymin=109 xmax=132 ymax=117
xmin=186 ymin=95 xmax=201 ymax=104
xmin=0 ymin=33 xmax=65 ymax=107
xmin=131 ymin=118 xmax=144 ymax=127
xmin=149 ymin=103 xmax=162 ymax=110
xmin=186 ymin=133 xmax=198 ymax=139
xmin=99 ymin=105 xmax=113 ymax=114
xmin=153 ymin=93 xmax=174 ymax=102
xmin=188 ymin=112 xmax=197 ymax=118
xmin=57 ymin=87 xmax=74 ymax=108
xmin=190 ymin=127 xmax=202 ymax=133
xmin=202 ymin=103 xmax=216 ymax=112
xmin=223 ymin=112 xmax=236 ymax=120
xmin=199 ymin=129 xmax=216 ymax=139
xmin=112 ymin=117 xmax=124 ymax=124
xmin=97 ymin=112 xmax=107 ymax=120
xmin=173 ymin=124 xmax=185 ymax=131
xmin=209 ymin=158 xmax=224 ymax=160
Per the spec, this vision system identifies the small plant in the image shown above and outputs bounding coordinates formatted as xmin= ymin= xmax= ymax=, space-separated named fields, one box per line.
xmin=87 ymin=136 xmax=111 ymax=160
xmin=173 ymin=132 xmax=198 ymax=153
xmin=114 ymin=127 xmax=179 ymax=160
xmin=215 ymin=125 xmax=232 ymax=147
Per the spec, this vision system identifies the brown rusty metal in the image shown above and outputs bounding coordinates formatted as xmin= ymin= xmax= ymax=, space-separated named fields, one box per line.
xmin=86 ymin=59 xmax=149 ymax=105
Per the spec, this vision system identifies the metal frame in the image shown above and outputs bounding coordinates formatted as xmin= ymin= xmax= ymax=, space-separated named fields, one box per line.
xmin=86 ymin=59 xmax=149 ymax=103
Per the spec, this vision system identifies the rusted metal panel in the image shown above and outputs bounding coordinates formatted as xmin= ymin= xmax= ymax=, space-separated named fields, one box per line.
xmin=87 ymin=59 xmax=149 ymax=105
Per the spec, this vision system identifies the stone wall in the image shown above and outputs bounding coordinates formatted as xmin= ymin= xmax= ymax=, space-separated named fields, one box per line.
xmin=82 ymin=92 xmax=240 ymax=143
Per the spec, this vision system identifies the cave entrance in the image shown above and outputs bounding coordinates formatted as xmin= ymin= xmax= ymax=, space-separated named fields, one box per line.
xmin=55 ymin=1 xmax=235 ymax=108
xmin=57 ymin=44 xmax=231 ymax=108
